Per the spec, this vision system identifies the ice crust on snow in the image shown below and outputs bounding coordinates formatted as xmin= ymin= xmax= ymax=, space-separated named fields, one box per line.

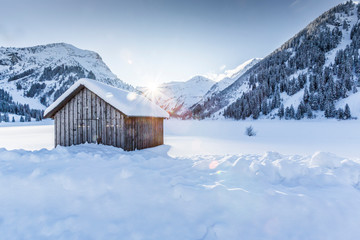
xmin=44 ymin=78 xmax=169 ymax=118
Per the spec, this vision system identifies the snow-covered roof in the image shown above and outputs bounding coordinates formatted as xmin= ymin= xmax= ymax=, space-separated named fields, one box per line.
xmin=44 ymin=78 xmax=169 ymax=118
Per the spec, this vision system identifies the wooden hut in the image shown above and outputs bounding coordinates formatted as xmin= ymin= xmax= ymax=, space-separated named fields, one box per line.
xmin=44 ymin=78 xmax=169 ymax=151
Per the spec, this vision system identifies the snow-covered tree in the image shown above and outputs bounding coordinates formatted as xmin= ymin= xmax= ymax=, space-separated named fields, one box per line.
xmin=344 ymin=104 xmax=351 ymax=119
xmin=278 ymin=104 xmax=284 ymax=119
xmin=4 ymin=113 xmax=9 ymax=122
xmin=336 ymin=108 xmax=344 ymax=120
xmin=306 ymin=103 xmax=313 ymax=119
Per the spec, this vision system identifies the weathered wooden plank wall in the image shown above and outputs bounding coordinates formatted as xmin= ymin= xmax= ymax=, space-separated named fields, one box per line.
xmin=73 ymin=96 xmax=78 ymax=145
xmin=54 ymin=87 xmax=164 ymax=151
xmin=60 ymin=107 xmax=65 ymax=146
xmin=55 ymin=112 xmax=59 ymax=146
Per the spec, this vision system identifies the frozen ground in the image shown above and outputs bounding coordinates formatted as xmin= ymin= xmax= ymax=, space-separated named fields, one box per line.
xmin=0 ymin=119 xmax=53 ymax=151
xmin=1 ymin=119 xmax=360 ymax=158
xmin=166 ymin=119 xmax=360 ymax=158
xmin=0 ymin=119 xmax=360 ymax=239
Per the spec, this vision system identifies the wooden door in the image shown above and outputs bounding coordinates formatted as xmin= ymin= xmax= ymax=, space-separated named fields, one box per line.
xmin=77 ymin=119 xmax=100 ymax=144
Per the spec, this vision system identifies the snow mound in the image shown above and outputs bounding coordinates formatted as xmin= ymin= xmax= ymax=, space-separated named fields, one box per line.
xmin=1 ymin=144 xmax=360 ymax=239
xmin=310 ymin=151 xmax=344 ymax=168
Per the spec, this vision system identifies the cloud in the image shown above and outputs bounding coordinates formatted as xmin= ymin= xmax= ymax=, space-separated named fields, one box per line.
xmin=219 ymin=64 xmax=226 ymax=71
xmin=290 ymin=0 xmax=301 ymax=7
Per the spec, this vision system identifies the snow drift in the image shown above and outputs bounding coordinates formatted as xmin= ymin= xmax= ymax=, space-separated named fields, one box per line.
xmin=0 ymin=144 xmax=359 ymax=240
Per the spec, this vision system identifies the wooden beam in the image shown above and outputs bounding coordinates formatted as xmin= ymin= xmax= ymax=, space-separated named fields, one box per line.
xmin=74 ymin=93 xmax=78 ymax=145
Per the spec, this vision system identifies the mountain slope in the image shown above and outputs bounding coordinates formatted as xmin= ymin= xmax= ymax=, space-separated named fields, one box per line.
xmin=0 ymin=43 xmax=133 ymax=111
xmin=139 ymin=59 xmax=261 ymax=118
xmin=192 ymin=1 xmax=360 ymax=120
xmin=203 ymin=58 xmax=262 ymax=100
xmin=139 ymin=76 xmax=216 ymax=117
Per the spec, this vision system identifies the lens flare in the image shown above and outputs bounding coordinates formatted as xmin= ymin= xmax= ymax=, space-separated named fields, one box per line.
xmin=209 ymin=161 xmax=219 ymax=169
xmin=147 ymin=82 xmax=159 ymax=94
xmin=142 ymin=82 xmax=162 ymax=102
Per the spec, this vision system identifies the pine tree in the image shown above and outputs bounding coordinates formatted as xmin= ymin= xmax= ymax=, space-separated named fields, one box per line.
xmin=303 ymin=87 xmax=310 ymax=103
xmin=336 ymin=108 xmax=344 ymax=120
xmin=295 ymin=106 xmax=302 ymax=120
xmin=344 ymin=104 xmax=351 ymax=119
xmin=27 ymin=115 xmax=32 ymax=122
xmin=4 ymin=113 xmax=9 ymax=122
xmin=324 ymin=101 xmax=336 ymax=118
xmin=87 ymin=71 xmax=96 ymax=80
xmin=20 ymin=116 xmax=25 ymax=122
xmin=261 ymin=100 xmax=268 ymax=115
xmin=353 ymin=85 xmax=358 ymax=93
xmin=309 ymin=77 xmax=316 ymax=92
xmin=12 ymin=116 xmax=15 ymax=122
xmin=289 ymin=105 xmax=295 ymax=119
xmin=252 ymin=106 xmax=260 ymax=119
xmin=306 ymin=103 xmax=313 ymax=119
xmin=285 ymin=106 xmax=291 ymax=120
xmin=298 ymin=101 xmax=306 ymax=118
xmin=278 ymin=104 xmax=285 ymax=119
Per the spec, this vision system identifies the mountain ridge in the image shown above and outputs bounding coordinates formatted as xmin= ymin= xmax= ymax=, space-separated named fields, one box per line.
xmin=0 ymin=42 xmax=134 ymax=112
xmin=138 ymin=59 xmax=260 ymax=118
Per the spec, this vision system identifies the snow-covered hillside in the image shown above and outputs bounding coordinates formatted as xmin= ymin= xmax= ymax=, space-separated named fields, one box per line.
xmin=192 ymin=1 xmax=360 ymax=120
xmin=203 ymin=58 xmax=261 ymax=100
xmin=0 ymin=43 xmax=133 ymax=110
xmin=138 ymin=76 xmax=216 ymax=117
xmin=138 ymin=59 xmax=260 ymax=118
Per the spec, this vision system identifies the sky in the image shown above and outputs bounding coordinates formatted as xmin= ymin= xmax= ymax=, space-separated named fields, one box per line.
xmin=0 ymin=0 xmax=348 ymax=87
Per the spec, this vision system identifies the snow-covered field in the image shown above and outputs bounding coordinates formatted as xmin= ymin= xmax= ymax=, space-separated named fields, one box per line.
xmin=166 ymin=119 xmax=360 ymax=158
xmin=0 ymin=119 xmax=360 ymax=239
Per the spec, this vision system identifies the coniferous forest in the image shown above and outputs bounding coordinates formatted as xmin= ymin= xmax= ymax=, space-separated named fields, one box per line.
xmin=192 ymin=1 xmax=359 ymax=120
xmin=0 ymin=89 xmax=43 ymax=122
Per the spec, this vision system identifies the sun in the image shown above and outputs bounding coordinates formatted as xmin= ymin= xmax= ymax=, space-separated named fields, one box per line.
xmin=149 ymin=83 xmax=158 ymax=92
xmin=146 ymin=82 xmax=159 ymax=94
xmin=142 ymin=82 xmax=162 ymax=101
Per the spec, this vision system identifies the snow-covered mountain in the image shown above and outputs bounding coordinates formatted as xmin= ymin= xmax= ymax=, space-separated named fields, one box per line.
xmin=138 ymin=59 xmax=260 ymax=118
xmin=202 ymin=58 xmax=261 ymax=102
xmin=138 ymin=76 xmax=215 ymax=118
xmin=192 ymin=1 xmax=360 ymax=120
xmin=0 ymin=43 xmax=133 ymax=110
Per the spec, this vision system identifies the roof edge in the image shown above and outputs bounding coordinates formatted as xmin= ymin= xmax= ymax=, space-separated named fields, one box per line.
xmin=43 ymin=84 xmax=85 ymax=118
xmin=44 ymin=78 xmax=170 ymax=119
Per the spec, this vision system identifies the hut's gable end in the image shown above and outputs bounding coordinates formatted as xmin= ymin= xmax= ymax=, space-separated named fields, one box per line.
xmin=54 ymin=87 xmax=164 ymax=151
xmin=55 ymin=88 xmax=126 ymax=147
